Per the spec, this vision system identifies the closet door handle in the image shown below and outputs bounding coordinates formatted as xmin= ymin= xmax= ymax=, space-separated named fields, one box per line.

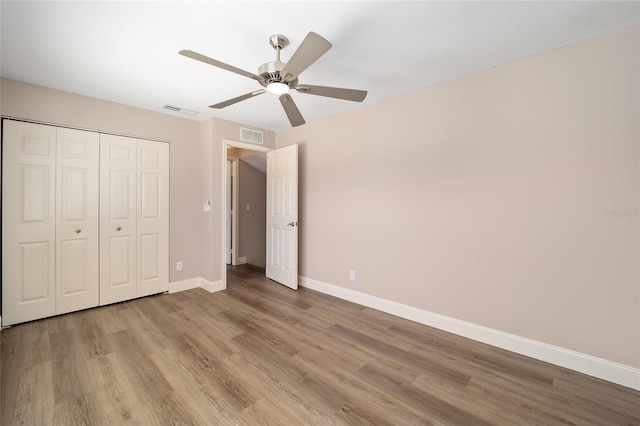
xmin=116 ymin=226 xmax=122 ymax=231
xmin=75 ymin=229 xmax=82 ymax=233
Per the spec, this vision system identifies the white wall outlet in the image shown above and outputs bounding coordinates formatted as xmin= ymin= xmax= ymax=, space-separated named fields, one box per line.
xmin=246 ymin=203 xmax=251 ymax=212
xmin=176 ymin=261 xmax=183 ymax=272
xmin=349 ymin=270 xmax=356 ymax=281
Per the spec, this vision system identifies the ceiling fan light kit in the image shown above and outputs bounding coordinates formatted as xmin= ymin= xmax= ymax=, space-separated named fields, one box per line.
xmin=266 ymin=82 xmax=290 ymax=95
xmin=179 ymin=31 xmax=367 ymax=127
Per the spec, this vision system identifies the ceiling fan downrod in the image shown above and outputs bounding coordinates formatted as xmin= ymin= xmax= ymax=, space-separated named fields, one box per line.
xmin=269 ymin=34 xmax=288 ymax=62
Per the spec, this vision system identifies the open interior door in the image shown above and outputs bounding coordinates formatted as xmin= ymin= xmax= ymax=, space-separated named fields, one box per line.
xmin=266 ymin=144 xmax=298 ymax=289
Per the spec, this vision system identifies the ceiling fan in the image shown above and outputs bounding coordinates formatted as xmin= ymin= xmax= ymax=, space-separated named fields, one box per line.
xmin=179 ymin=32 xmax=367 ymax=127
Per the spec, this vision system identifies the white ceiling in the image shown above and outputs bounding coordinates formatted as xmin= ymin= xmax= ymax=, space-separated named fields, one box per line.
xmin=2 ymin=1 xmax=639 ymax=131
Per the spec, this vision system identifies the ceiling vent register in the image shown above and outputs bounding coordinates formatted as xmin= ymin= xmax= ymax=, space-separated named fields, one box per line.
xmin=162 ymin=105 xmax=199 ymax=116
xmin=240 ymin=128 xmax=264 ymax=144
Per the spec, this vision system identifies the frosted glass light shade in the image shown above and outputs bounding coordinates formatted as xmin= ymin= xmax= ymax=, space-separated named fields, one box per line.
xmin=267 ymin=82 xmax=290 ymax=94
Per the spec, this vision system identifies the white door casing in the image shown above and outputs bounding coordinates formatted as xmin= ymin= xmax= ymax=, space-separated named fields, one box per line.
xmin=2 ymin=121 xmax=57 ymax=325
xmin=56 ymin=127 xmax=100 ymax=314
xmin=266 ymin=144 xmax=299 ymax=290
xmin=226 ymin=159 xmax=233 ymax=265
xmin=225 ymin=160 xmax=232 ymax=265
xmin=136 ymin=139 xmax=169 ymax=297
xmin=230 ymin=159 xmax=240 ymax=265
xmin=100 ymin=134 xmax=137 ymax=305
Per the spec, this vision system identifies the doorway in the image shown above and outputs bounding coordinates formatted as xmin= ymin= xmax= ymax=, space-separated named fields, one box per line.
xmin=221 ymin=140 xmax=272 ymax=289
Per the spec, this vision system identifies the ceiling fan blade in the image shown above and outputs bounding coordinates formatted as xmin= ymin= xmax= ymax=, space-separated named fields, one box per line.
xmin=279 ymin=94 xmax=305 ymax=127
xmin=209 ymin=89 xmax=266 ymax=109
xmin=295 ymin=84 xmax=367 ymax=102
xmin=280 ymin=32 xmax=332 ymax=82
xmin=179 ymin=49 xmax=264 ymax=83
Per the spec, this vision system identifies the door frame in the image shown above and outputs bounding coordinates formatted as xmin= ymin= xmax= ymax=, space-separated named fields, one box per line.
xmin=225 ymin=158 xmax=236 ymax=266
xmin=220 ymin=139 xmax=272 ymax=289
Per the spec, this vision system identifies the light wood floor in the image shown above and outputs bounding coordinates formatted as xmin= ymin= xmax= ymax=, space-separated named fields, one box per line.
xmin=2 ymin=266 xmax=640 ymax=425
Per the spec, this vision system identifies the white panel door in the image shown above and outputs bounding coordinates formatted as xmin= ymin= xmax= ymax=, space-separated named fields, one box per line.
xmin=2 ymin=120 xmax=57 ymax=325
xmin=100 ymin=134 xmax=137 ymax=305
xmin=56 ymin=128 xmax=99 ymax=314
xmin=266 ymin=144 xmax=298 ymax=290
xmin=136 ymin=140 xmax=169 ymax=297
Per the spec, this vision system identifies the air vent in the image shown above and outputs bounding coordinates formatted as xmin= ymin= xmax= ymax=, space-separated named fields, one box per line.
xmin=162 ymin=105 xmax=199 ymax=116
xmin=240 ymin=127 xmax=264 ymax=144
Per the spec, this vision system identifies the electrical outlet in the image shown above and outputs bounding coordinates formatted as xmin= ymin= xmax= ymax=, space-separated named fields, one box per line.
xmin=176 ymin=261 xmax=183 ymax=272
xmin=349 ymin=270 xmax=356 ymax=281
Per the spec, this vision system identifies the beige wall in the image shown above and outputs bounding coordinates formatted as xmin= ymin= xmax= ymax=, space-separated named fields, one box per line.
xmin=276 ymin=25 xmax=640 ymax=368
xmin=0 ymin=78 xmax=275 ymax=285
xmin=238 ymin=159 xmax=267 ymax=268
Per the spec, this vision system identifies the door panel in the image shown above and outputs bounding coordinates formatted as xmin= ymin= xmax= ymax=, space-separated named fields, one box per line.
xmin=56 ymin=127 xmax=99 ymax=314
xmin=140 ymin=173 xmax=160 ymax=219
xmin=109 ymin=171 xmax=134 ymax=219
xmin=137 ymin=140 xmax=169 ymax=297
xmin=108 ymin=236 xmax=135 ymax=285
xmin=270 ymin=228 xmax=282 ymax=268
xmin=2 ymin=121 xmax=57 ymax=325
xmin=100 ymin=134 xmax=137 ymax=305
xmin=22 ymin=165 xmax=51 ymax=221
xmin=60 ymin=239 xmax=89 ymax=293
xmin=20 ymin=241 xmax=53 ymax=301
xmin=140 ymin=234 xmax=160 ymax=280
xmin=266 ymin=144 xmax=298 ymax=290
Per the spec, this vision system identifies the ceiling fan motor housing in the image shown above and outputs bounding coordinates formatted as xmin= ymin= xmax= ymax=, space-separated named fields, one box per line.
xmin=258 ymin=61 xmax=297 ymax=88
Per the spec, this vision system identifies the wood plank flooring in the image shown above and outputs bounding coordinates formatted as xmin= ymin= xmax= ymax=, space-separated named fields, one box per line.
xmin=2 ymin=265 xmax=640 ymax=425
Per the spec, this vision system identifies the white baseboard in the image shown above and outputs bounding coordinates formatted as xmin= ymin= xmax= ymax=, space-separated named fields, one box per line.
xmin=236 ymin=256 xmax=247 ymax=265
xmin=299 ymin=276 xmax=640 ymax=391
xmin=168 ymin=278 xmax=202 ymax=293
xmin=169 ymin=278 xmax=225 ymax=294
xmin=200 ymin=278 xmax=225 ymax=293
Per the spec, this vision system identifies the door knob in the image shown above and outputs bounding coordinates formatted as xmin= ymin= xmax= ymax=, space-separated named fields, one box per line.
xmin=287 ymin=221 xmax=298 ymax=227
xmin=116 ymin=226 xmax=122 ymax=231
xmin=75 ymin=229 xmax=81 ymax=233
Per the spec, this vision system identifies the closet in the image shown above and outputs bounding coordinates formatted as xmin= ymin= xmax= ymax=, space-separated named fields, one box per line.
xmin=1 ymin=120 xmax=169 ymax=326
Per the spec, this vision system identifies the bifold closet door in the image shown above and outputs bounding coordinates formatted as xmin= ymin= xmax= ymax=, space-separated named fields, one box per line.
xmin=100 ymin=135 xmax=169 ymax=304
xmin=56 ymin=127 xmax=100 ymax=314
xmin=100 ymin=134 xmax=137 ymax=305
xmin=2 ymin=121 xmax=57 ymax=325
xmin=137 ymin=140 xmax=169 ymax=298
xmin=3 ymin=122 xmax=167 ymax=323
